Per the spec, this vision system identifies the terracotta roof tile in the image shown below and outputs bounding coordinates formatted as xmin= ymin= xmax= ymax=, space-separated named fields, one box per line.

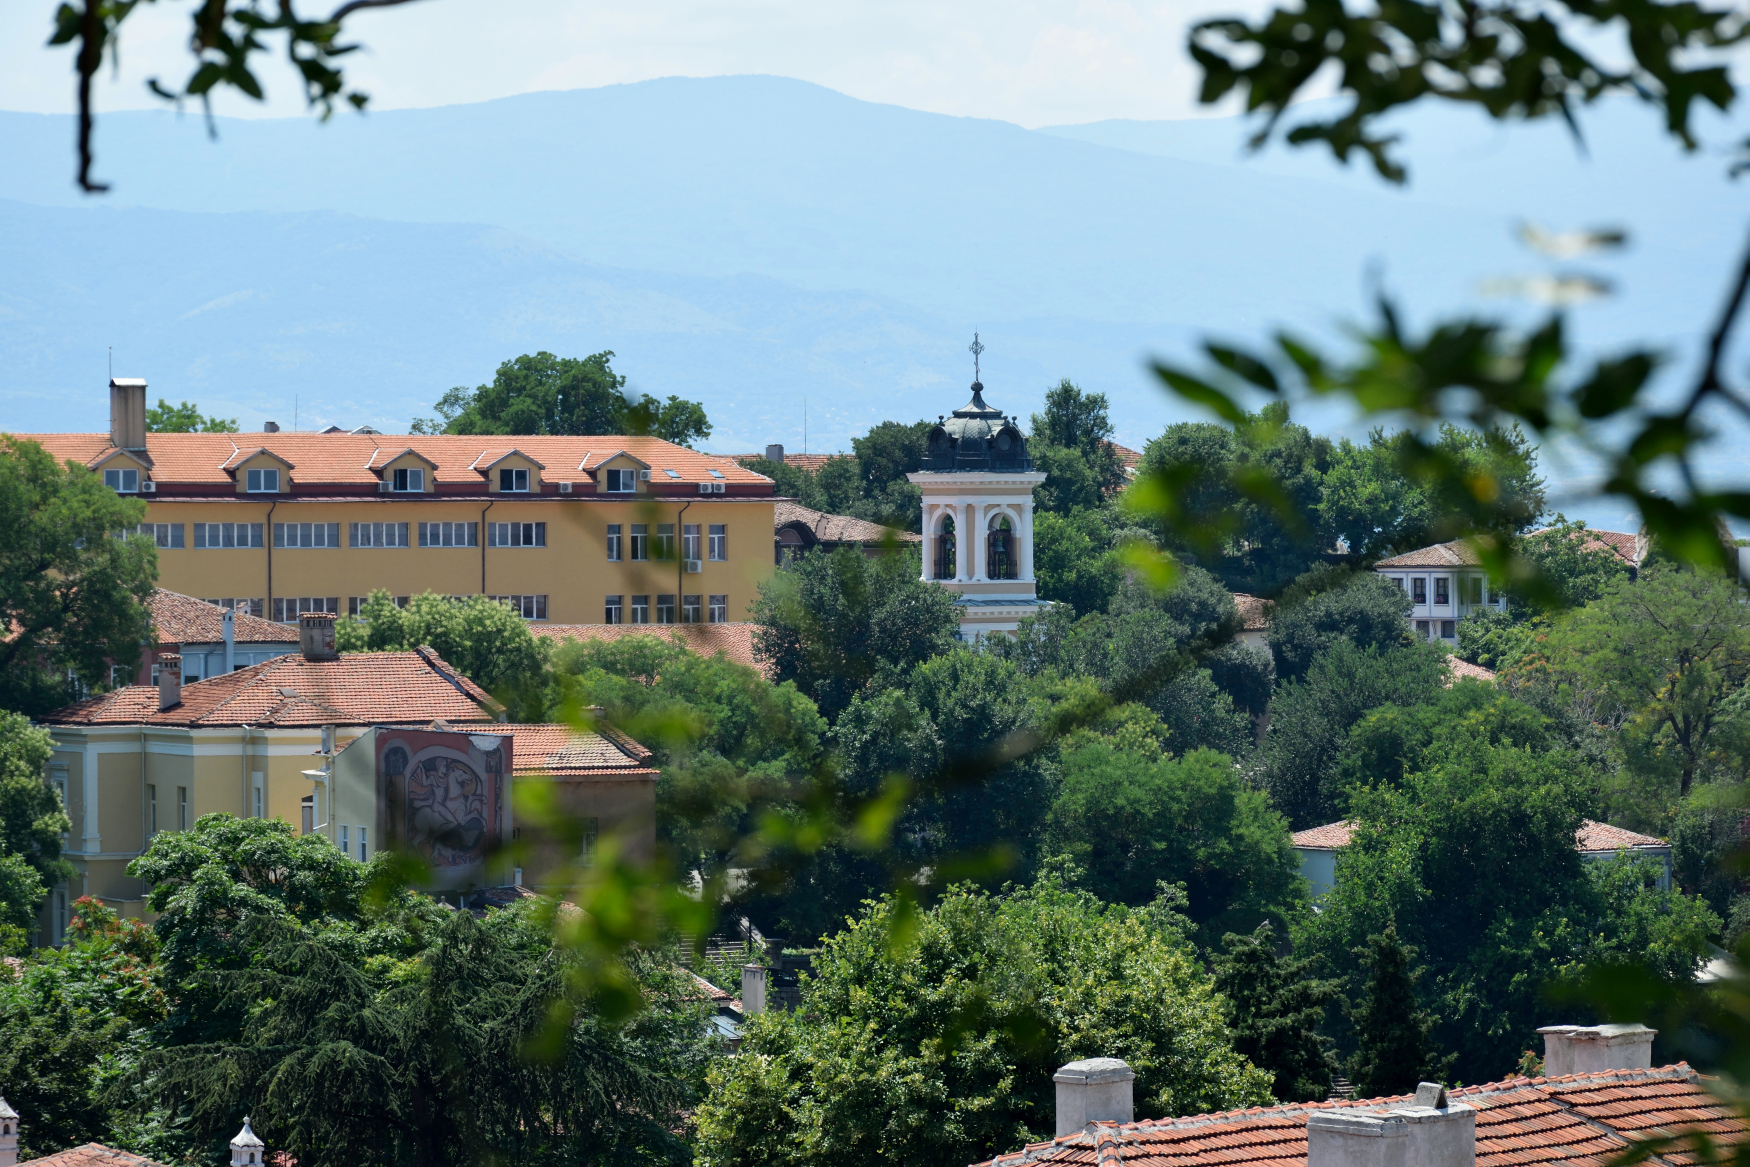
xmin=774 ymin=501 xmax=922 ymax=545
xmin=972 ymin=1066 xmax=1738 ymax=1167
xmin=1446 ymin=655 xmax=1498 ymax=684
xmin=1373 ymin=540 xmax=1484 ymax=568
xmin=1231 ymin=594 xmax=1270 ymax=632
xmin=499 ymin=722 xmax=656 ymax=775
xmin=27 ymin=1145 xmax=174 ymax=1167
xmin=532 ymin=622 xmax=766 ymax=675
xmin=147 ymin=590 xmax=300 ymax=645
xmin=1294 ymin=819 xmax=1665 ymax=855
xmin=731 ymin=452 xmax=847 ymax=474
xmin=1528 ymin=527 xmax=1642 ymax=568
xmin=24 ymin=433 xmax=772 ymax=492
xmin=40 ymin=647 xmax=497 ymax=727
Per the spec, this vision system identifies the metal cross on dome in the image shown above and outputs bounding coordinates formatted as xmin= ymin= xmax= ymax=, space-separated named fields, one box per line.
xmin=968 ymin=332 xmax=985 ymax=381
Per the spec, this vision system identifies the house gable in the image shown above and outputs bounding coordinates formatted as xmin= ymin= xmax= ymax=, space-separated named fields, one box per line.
xmin=226 ymin=449 xmax=295 ymax=494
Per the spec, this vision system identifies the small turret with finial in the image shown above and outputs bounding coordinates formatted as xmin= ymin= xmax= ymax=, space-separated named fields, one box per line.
xmin=230 ymin=1117 xmax=265 ymax=1167
xmin=0 ymin=1096 xmax=20 ymax=1167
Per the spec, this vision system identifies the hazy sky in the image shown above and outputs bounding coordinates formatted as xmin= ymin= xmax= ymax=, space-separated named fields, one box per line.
xmin=0 ymin=0 xmax=1272 ymax=128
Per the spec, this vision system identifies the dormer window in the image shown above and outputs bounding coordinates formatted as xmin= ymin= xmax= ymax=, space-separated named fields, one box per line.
xmin=393 ymin=467 xmax=425 ymax=492
xmin=246 ymin=469 xmax=279 ymax=493
xmin=499 ymin=468 xmax=529 ymax=492
xmin=104 ymin=468 xmax=139 ymax=493
xmin=605 ymin=468 xmax=636 ymax=493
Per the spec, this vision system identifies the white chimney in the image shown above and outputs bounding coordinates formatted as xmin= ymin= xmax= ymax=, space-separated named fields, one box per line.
xmin=741 ymin=964 xmax=766 ymax=1015
xmin=1537 ymin=1024 xmax=1656 ymax=1076
xmin=0 ymin=1095 xmax=19 ymax=1167
xmin=109 ymin=377 xmax=147 ymax=450
xmin=157 ymin=653 xmax=182 ymax=710
xmin=1054 ymin=1057 xmax=1135 ymax=1136
xmin=764 ymin=443 xmax=785 ymax=463
xmin=1307 ymin=1084 xmax=1475 ymax=1167
xmin=299 ymin=613 xmax=337 ymax=661
xmin=230 ymin=1117 xmax=265 ymax=1167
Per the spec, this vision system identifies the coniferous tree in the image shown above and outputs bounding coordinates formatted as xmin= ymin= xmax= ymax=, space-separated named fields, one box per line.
xmin=1213 ymin=922 xmax=1339 ymax=1102
xmin=1348 ymin=924 xmax=1451 ymax=1098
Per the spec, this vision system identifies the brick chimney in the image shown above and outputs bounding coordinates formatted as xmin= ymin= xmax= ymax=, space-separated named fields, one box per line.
xmin=1307 ymin=1083 xmax=1475 ymax=1167
xmin=1537 ymin=1024 xmax=1656 ymax=1076
xmin=109 ymin=377 xmax=147 ymax=450
xmin=0 ymin=1095 xmax=19 ymax=1167
xmin=299 ymin=613 xmax=337 ymax=661
xmin=230 ymin=1117 xmax=265 ymax=1167
xmin=157 ymin=653 xmax=182 ymax=711
xmin=741 ymin=964 xmax=766 ymax=1015
xmin=1054 ymin=1058 xmax=1135 ymax=1136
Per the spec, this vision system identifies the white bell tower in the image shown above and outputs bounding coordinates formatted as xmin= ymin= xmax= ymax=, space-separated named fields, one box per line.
xmin=230 ymin=1117 xmax=265 ymax=1167
xmin=0 ymin=1095 xmax=19 ymax=1167
xmin=907 ymin=345 xmax=1046 ymax=640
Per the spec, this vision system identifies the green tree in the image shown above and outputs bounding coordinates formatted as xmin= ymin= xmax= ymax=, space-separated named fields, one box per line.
xmin=751 ymin=547 xmax=959 ymax=721
xmin=1348 ymin=925 xmax=1451 ymax=1098
xmin=1045 ymin=739 xmax=1303 ymax=943
xmin=1539 ymin=568 xmax=1750 ymax=798
xmin=0 ymin=437 xmax=159 ymax=715
xmin=1032 ymin=509 xmax=1124 ymax=615
xmin=1213 ymin=922 xmax=1339 ymax=1102
xmin=1513 ymin=518 xmax=1637 ymax=611
xmin=145 ymin=400 xmax=239 ymax=434
xmin=850 ymin=420 xmax=931 ymax=528
xmin=1030 ymin=380 xmax=1127 ymax=503
xmin=693 ymin=871 xmax=1272 ymax=1167
xmin=412 ymin=351 xmax=711 ymax=447
xmin=1267 ymin=565 xmax=1414 ymax=682
xmin=335 ymin=591 xmax=549 ymax=714
xmin=0 ymin=712 xmax=74 ymax=940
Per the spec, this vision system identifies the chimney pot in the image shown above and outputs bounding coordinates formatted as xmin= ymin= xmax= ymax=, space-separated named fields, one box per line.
xmin=157 ymin=653 xmax=182 ymax=711
xmin=1053 ymin=1057 xmax=1135 ymax=1136
xmin=1537 ymin=1023 xmax=1656 ymax=1077
xmin=263 ymin=421 xmax=281 ymax=433
xmin=764 ymin=443 xmax=785 ymax=463
xmin=109 ymin=377 xmax=147 ymax=450
xmin=299 ymin=614 xmax=337 ymax=661
xmin=1307 ymin=1096 xmax=1475 ymax=1167
xmin=741 ymin=964 xmax=766 ymax=1015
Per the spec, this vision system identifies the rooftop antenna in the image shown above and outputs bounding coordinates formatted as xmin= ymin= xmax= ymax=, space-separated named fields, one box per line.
xmin=108 ymin=345 xmax=112 ymax=380
xmin=804 ymin=397 xmax=808 ymax=456
xmin=969 ymin=332 xmax=985 ymax=383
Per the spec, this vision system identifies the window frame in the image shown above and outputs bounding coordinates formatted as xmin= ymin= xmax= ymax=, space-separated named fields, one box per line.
xmin=1434 ymin=576 xmax=1450 ymax=605
xmin=498 ymin=467 xmax=530 ymax=493
xmin=683 ymin=523 xmax=701 ymax=561
xmin=606 ymin=523 xmax=622 ymax=561
xmin=104 ymin=467 xmax=140 ymax=493
xmin=709 ymin=523 xmax=727 ymax=561
xmin=708 ymin=594 xmax=728 ymax=624
xmin=656 ymin=594 xmax=676 ymax=624
xmin=682 ymin=594 xmax=702 ymax=623
xmin=604 ymin=594 xmax=624 ymax=624
xmin=629 ymin=523 xmax=649 ymax=561
xmin=245 ymin=468 xmax=281 ymax=493
xmin=1411 ymin=577 xmax=1428 ymax=604
xmin=418 ymin=521 xmax=478 ymax=548
xmin=605 ymin=468 xmax=636 ymax=493
xmin=630 ymin=594 xmax=650 ymax=624
xmin=392 ymin=467 xmax=425 ymax=492
xmin=487 ymin=521 xmax=547 ymax=548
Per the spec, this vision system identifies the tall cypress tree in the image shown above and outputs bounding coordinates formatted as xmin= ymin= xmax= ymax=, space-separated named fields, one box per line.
xmin=1348 ymin=924 xmax=1452 ymax=1098
xmin=1214 ymin=922 xmax=1340 ymax=1102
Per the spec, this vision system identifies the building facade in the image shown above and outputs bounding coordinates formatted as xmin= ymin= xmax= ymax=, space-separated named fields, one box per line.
xmin=908 ymin=382 xmax=1046 ymax=638
xmin=1371 ymin=539 xmax=1508 ymax=645
xmin=26 ymin=379 xmax=778 ymax=630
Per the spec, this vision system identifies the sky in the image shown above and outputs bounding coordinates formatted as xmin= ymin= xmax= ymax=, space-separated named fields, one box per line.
xmin=0 ymin=0 xmax=1269 ymax=129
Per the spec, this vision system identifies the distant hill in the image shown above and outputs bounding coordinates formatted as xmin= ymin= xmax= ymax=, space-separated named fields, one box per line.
xmin=0 ymin=75 xmax=1740 ymax=530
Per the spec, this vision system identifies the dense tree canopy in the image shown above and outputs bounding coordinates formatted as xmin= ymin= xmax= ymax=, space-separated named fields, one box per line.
xmin=336 ymin=591 xmax=550 ymax=716
xmin=145 ymin=399 xmax=239 ymax=433
xmin=0 ymin=714 xmax=73 ymax=948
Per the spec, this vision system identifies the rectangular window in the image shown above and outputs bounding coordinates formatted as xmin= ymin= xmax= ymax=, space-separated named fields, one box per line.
xmin=606 ymin=523 xmax=622 ymax=561
xmin=1389 ymin=575 xmax=1403 ymax=591
xmin=203 ymin=597 xmax=265 ymax=617
xmin=349 ymin=522 xmax=409 ymax=548
xmin=1415 ymin=619 xmax=1429 ymax=638
xmin=104 ymin=467 xmax=140 ymax=492
xmin=487 ymin=521 xmax=546 ymax=547
xmin=604 ymin=594 xmax=623 ymax=624
xmin=630 ymin=594 xmax=650 ymax=624
xmin=709 ymin=594 xmax=727 ymax=624
xmin=340 ymin=824 xmax=349 ymax=855
xmin=358 ymin=827 xmax=369 ymax=862
xmin=605 ymin=468 xmax=636 ymax=493
xmin=682 ymin=594 xmax=702 ymax=623
xmin=489 ymin=595 xmax=548 ymax=620
xmin=1411 ymin=577 xmax=1427 ymax=604
xmin=1434 ymin=577 xmax=1450 ymax=605
xmin=274 ymin=522 xmax=341 ymax=549
xmin=579 ymin=817 xmax=600 ymax=866
xmin=1467 ymin=575 xmax=1484 ymax=604
xmin=656 ymin=594 xmax=676 ymax=624
xmin=348 ymin=595 xmax=409 ymax=617
xmin=417 ymin=521 xmax=479 ymax=547
xmin=194 ymin=523 xmax=265 ymax=549
xmin=128 ymin=523 xmax=184 ymax=548
xmin=272 ymin=597 xmax=340 ymax=622
xmin=147 ymin=784 xmax=158 ymax=838
xmin=709 ymin=523 xmax=727 ymax=561
xmin=655 ymin=523 xmax=675 ymax=560
xmin=252 ymin=772 xmax=264 ymax=820
xmin=683 ymin=523 xmax=701 ymax=561
xmin=179 ymin=786 xmax=189 ymax=831
xmin=392 ymin=467 xmax=425 ymax=492
xmin=498 ymin=467 xmax=529 ymax=492
xmin=301 ymin=795 xmax=314 ymax=835
xmin=1440 ymin=620 xmax=1457 ymax=639
xmin=245 ymin=468 xmax=280 ymax=493
xmin=110 ymin=664 xmax=133 ymax=688
xmin=629 ymin=524 xmax=649 ymax=561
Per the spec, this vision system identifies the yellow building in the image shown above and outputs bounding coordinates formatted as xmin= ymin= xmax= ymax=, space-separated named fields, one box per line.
xmin=26 ymin=379 xmax=778 ymax=629
xmin=34 ymin=618 xmax=657 ymax=943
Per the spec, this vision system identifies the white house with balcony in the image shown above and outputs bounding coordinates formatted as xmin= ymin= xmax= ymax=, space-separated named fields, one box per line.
xmin=1371 ymin=539 xmax=1508 ymax=645
xmin=908 ymin=380 xmax=1047 ymax=639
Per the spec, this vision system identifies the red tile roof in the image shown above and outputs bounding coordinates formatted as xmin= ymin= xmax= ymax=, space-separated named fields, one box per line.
xmin=774 ymin=501 xmax=922 ymax=546
xmin=1374 ymin=540 xmax=1485 ymax=568
xmin=499 ymin=722 xmax=656 ymax=776
xmin=1231 ymin=594 xmax=1270 ymax=632
xmin=1446 ymin=655 xmax=1498 ymax=684
xmin=1294 ymin=819 xmax=1666 ymax=854
xmin=730 ymin=452 xmax=848 ymax=474
xmin=974 ymin=1065 xmax=1742 ymax=1167
xmin=1529 ymin=527 xmax=1642 ymax=567
xmin=1107 ymin=441 xmax=1143 ymax=471
xmin=41 ymin=647 xmax=497 ymax=728
xmin=147 ymin=590 xmax=299 ymax=645
xmin=532 ymin=622 xmax=766 ymax=674
xmin=26 ymin=1145 xmax=174 ymax=1167
xmin=22 ymin=433 xmax=772 ymax=494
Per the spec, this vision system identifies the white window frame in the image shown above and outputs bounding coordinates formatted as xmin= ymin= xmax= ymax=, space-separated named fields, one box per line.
xmin=630 ymin=594 xmax=650 ymax=624
xmin=605 ymin=468 xmax=636 ymax=493
xmin=606 ymin=523 xmax=622 ymax=561
xmin=682 ymin=594 xmax=702 ymax=623
xmin=195 ymin=523 xmax=265 ymax=549
xmin=418 ymin=522 xmax=478 ymax=548
xmin=709 ymin=523 xmax=727 ymax=561
xmin=392 ymin=467 xmax=425 ymax=492
xmin=629 ymin=523 xmax=649 ymax=561
xmin=245 ymin=468 xmax=280 ymax=493
xmin=683 ymin=523 xmax=701 ymax=561
xmin=709 ymin=594 xmax=728 ymax=624
xmin=498 ymin=467 xmax=530 ymax=493
xmin=104 ymin=467 xmax=140 ymax=493
xmin=604 ymin=595 xmax=623 ymax=624
xmin=487 ymin=521 xmax=546 ymax=548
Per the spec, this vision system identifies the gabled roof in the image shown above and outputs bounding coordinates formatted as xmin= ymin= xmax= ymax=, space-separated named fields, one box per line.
xmin=474 ymin=448 xmax=546 ymax=472
xmin=531 ymin=622 xmax=766 ymax=675
xmin=1292 ymin=819 xmax=1667 ymax=854
xmin=974 ymin=1064 xmax=1742 ymax=1167
xmin=25 ymin=1145 xmax=174 ymax=1167
xmin=1527 ymin=526 xmax=1643 ymax=567
xmin=367 ymin=446 xmax=440 ymax=471
xmin=88 ymin=446 xmax=154 ymax=471
xmin=774 ymin=501 xmax=922 ymax=546
xmin=41 ymin=647 xmax=497 ymax=728
xmin=589 ymin=449 xmax=651 ymax=472
xmin=147 ymin=590 xmax=300 ymax=645
xmin=500 ymin=722 xmax=656 ymax=776
xmin=1373 ymin=540 xmax=1483 ymax=568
